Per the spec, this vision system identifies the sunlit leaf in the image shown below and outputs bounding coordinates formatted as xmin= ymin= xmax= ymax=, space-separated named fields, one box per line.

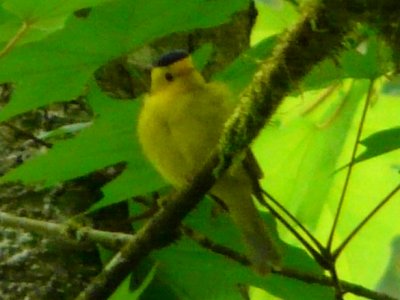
xmin=256 ymin=80 xmax=369 ymax=228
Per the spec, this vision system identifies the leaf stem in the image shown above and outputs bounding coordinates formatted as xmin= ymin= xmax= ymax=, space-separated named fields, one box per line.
xmin=258 ymin=193 xmax=326 ymax=266
xmin=301 ymin=83 xmax=340 ymax=116
xmin=262 ymin=190 xmax=325 ymax=253
xmin=327 ymin=79 xmax=375 ymax=251
xmin=0 ymin=21 xmax=30 ymax=58
xmin=333 ymin=182 xmax=400 ymax=258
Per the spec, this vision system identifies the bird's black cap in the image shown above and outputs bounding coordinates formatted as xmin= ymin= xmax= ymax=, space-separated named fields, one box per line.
xmin=155 ymin=50 xmax=189 ymax=67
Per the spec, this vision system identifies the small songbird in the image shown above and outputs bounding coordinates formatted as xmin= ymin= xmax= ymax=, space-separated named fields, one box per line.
xmin=137 ymin=50 xmax=281 ymax=274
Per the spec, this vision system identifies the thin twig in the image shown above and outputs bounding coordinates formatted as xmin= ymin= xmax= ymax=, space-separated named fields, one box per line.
xmin=0 ymin=211 xmax=131 ymax=250
xmin=181 ymin=225 xmax=250 ymax=266
xmin=257 ymin=194 xmax=326 ymax=267
xmin=279 ymin=267 xmax=397 ymax=300
xmin=333 ymin=182 xmax=400 ymax=258
xmin=316 ymin=83 xmax=349 ymax=129
xmin=301 ymin=83 xmax=340 ymax=116
xmin=262 ymin=190 xmax=325 ymax=253
xmin=327 ymin=79 xmax=375 ymax=251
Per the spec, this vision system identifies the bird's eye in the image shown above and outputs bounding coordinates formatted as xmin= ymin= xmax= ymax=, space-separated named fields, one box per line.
xmin=165 ymin=72 xmax=174 ymax=82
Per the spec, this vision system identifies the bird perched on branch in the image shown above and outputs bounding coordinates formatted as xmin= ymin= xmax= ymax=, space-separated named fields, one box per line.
xmin=137 ymin=49 xmax=281 ymax=274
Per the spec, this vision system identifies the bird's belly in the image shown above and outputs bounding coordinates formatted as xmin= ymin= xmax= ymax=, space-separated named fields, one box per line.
xmin=138 ymin=116 xmax=188 ymax=187
xmin=138 ymin=88 xmax=227 ymax=187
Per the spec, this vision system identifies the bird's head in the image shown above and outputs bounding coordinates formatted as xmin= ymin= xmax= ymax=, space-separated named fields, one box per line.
xmin=150 ymin=50 xmax=205 ymax=94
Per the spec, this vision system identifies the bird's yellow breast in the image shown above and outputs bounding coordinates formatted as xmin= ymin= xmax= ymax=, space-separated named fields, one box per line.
xmin=137 ymin=81 xmax=233 ymax=187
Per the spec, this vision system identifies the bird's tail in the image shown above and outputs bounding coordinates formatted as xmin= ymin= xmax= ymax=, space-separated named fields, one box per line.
xmin=211 ymin=176 xmax=281 ymax=275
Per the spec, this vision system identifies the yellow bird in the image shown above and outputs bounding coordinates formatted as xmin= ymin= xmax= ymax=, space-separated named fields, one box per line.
xmin=137 ymin=50 xmax=281 ymax=274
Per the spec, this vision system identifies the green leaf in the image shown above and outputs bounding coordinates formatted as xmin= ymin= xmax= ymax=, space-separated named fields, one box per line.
xmin=340 ymin=36 xmax=392 ymax=80
xmin=2 ymin=0 xmax=110 ymax=20
xmin=251 ymin=0 xmax=298 ymax=44
xmin=93 ymin=162 xmax=165 ymax=211
xmin=215 ymin=35 xmax=277 ymax=95
xmin=192 ymin=43 xmax=214 ymax=71
xmin=0 ymin=6 xmax=22 ymax=43
xmin=109 ymin=264 xmax=157 ymax=300
xmin=256 ymin=80 xmax=370 ymax=228
xmin=0 ymin=82 xmax=164 ymax=210
xmin=302 ymin=59 xmax=344 ymax=91
xmin=0 ymin=0 xmax=111 ymax=47
xmin=303 ymin=34 xmax=392 ymax=90
xmin=355 ymin=126 xmax=400 ymax=165
xmin=0 ymin=0 xmax=249 ymax=122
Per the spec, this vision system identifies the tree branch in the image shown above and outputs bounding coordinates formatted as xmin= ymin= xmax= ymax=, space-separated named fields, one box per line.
xmin=0 ymin=211 xmax=130 ymax=250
